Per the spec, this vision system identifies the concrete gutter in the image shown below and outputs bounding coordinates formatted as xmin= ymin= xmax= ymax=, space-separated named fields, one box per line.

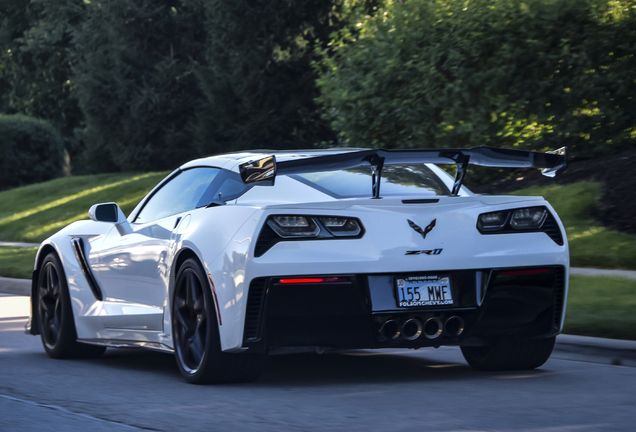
xmin=554 ymin=334 xmax=636 ymax=368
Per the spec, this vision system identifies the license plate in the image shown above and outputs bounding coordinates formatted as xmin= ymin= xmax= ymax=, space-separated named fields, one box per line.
xmin=395 ymin=275 xmax=453 ymax=307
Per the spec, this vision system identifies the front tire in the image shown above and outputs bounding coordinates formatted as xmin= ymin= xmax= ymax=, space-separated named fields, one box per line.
xmin=172 ymin=258 xmax=266 ymax=384
xmin=460 ymin=337 xmax=555 ymax=371
xmin=37 ymin=253 xmax=106 ymax=359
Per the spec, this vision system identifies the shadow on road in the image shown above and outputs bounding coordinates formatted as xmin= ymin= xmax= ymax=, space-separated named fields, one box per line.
xmin=6 ymin=314 xmax=551 ymax=387
xmin=256 ymin=350 xmax=486 ymax=387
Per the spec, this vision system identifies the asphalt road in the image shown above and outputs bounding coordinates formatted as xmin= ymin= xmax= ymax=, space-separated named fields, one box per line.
xmin=1 ymin=296 xmax=635 ymax=432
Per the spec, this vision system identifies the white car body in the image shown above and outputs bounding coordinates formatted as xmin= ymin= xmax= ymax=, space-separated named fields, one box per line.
xmin=27 ymin=147 xmax=569 ymax=381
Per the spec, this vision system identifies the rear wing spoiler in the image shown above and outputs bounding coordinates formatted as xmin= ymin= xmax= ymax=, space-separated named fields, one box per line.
xmin=239 ymin=146 xmax=567 ymax=197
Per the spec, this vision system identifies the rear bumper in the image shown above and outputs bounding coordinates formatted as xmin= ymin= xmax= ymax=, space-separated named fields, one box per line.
xmin=242 ymin=266 xmax=566 ymax=350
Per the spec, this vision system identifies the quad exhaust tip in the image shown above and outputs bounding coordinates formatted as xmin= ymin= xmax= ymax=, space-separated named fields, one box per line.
xmin=402 ymin=318 xmax=423 ymax=341
xmin=379 ymin=319 xmax=401 ymax=340
xmin=444 ymin=316 xmax=465 ymax=338
xmin=423 ymin=317 xmax=443 ymax=339
xmin=381 ymin=316 xmax=464 ymax=341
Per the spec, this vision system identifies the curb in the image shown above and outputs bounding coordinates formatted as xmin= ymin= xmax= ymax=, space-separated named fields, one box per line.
xmin=570 ymin=267 xmax=636 ymax=281
xmin=0 ymin=277 xmax=30 ymax=296
xmin=554 ymin=334 xmax=636 ymax=367
xmin=0 ymin=241 xmax=40 ymax=248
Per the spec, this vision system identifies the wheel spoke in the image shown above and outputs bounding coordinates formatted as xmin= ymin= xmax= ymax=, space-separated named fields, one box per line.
xmin=189 ymin=332 xmax=204 ymax=365
xmin=181 ymin=337 xmax=192 ymax=363
xmin=46 ymin=265 xmax=54 ymax=294
xmin=38 ymin=262 xmax=64 ymax=347
xmin=185 ymin=273 xmax=193 ymax=308
xmin=175 ymin=307 xmax=188 ymax=328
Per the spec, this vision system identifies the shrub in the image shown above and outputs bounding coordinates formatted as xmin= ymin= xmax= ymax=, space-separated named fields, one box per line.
xmin=316 ymin=0 xmax=636 ymax=158
xmin=0 ymin=114 xmax=65 ymax=190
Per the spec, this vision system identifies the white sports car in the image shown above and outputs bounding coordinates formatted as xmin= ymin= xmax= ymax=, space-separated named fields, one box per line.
xmin=26 ymin=147 xmax=569 ymax=383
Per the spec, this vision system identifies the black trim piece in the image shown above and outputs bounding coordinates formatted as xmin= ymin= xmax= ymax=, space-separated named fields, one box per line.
xmin=477 ymin=206 xmax=565 ymax=246
xmin=71 ymin=237 xmax=103 ymax=301
xmin=254 ymin=223 xmax=281 ymax=257
xmin=553 ymin=266 xmax=566 ymax=330
xmin=402 ymin=199 xmax=440 ymax=204
xmin=243 ymin=278 xmax=268 ymax=343
xmin=541 ymin=212 xmax=564 ymax=246
xmin=30 ymin=269 xmax=40 ymax=335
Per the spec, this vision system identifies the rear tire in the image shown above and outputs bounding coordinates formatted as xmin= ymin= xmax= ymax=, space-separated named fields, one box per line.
xmin=37 ymin=253 xmax=106 ymax=359
xmin=460 ymin=336 xmax=555 ymax=371
xmin=172 ymin=258 xmax=267 ymax=384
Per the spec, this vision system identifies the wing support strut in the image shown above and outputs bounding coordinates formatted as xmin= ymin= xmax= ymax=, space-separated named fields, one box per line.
xmin=370 ymin=155 xmax=385 ymax=199
xmin=451 ymin=154 xmax=470 ymax=196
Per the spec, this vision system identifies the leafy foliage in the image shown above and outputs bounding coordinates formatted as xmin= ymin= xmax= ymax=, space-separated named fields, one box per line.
xmin=0 ymin=0 xmax=84 ymax=163
xmin=0 ymin=114 xmax=66 ymax=190
xmin=317 ymin=0 xmax=636 ymax=157
xmin=196 ymin=0 xmax=339 ymax=154
xmin=196 ymin=0 xmax=383 ymax=154
xmin=72 ymin=0 xmax=206 ymax=172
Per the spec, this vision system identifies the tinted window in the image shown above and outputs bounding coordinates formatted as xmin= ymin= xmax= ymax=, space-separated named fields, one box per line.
xmin=135 ymin=168 xmax=219 ymax=223
xmin=197 ymin=169 xmax=253 ymax=206
xmin=134 ymin=167 xmax=253 ymax=223
xmin=291 ymin=164 xmax=450 ymax=198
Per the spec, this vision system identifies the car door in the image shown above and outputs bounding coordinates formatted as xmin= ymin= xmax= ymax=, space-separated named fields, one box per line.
xmin=88 ymin=167 xmax=223 ymax=332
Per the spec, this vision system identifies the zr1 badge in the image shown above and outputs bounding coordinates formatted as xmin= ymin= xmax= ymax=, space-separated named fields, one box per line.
xmin=405 ymin=248 xmax=443 ymax=256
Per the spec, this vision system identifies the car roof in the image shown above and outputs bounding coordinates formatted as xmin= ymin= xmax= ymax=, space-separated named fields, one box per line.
xmin=180 ymin=148 xmax=370 ymax=172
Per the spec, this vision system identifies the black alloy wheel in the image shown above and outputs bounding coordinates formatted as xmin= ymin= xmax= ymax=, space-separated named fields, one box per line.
xmin=173 ymin=264 xmax=208 ymax=374
xmin=37 ymin=253 xmax=106 ymax=359
xmin=38 ymin=260 xmax=63 ymax=349
xmin=172 ymin=258 xmax=267 ymax=384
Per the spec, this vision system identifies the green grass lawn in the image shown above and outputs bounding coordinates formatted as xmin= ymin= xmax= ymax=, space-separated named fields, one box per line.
xmin=511 ymin=181 xmax=636 ymax=270
xmin=0 ymin=171 xmax=168 ymax=243
xmin=0 ymin=246 xmax=37 ymax=279
xmin=564 ymin=275 xmax=636 ymax=340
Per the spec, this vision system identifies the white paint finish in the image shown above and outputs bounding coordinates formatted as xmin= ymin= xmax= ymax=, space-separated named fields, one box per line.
xmin=90 ymin=216 xmax=174 ymax=309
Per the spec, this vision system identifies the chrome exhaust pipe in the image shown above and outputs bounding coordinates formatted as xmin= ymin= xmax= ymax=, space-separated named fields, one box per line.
xmin=444 ymin=316 xmax=465 ymax=338
xmin=423 ymin=317 xmax=443 ymax=339
xmin=402 ymin=319 xmax=422 ymax=341
xmin=379 ymin=319 xmax=400 ymax=340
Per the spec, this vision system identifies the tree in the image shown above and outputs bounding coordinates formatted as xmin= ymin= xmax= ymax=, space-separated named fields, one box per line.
xmin=0 ymin=0 xmax=84 ymax=164
xmin=316 ymin=0 xmax=636 ymax=158
xmin=72 ymin=0 xmax=206 ymax=172
xmin=195 ymin=0 xmax=378 ymax=154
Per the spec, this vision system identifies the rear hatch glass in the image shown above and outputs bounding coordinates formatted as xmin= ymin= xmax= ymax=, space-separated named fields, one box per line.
xmin=290 ymin=164 xmax=450 ymax=199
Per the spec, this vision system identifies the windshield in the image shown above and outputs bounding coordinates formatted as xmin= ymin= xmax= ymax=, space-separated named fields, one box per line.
xmin=290 ymin=164 xmax=450 ymax=198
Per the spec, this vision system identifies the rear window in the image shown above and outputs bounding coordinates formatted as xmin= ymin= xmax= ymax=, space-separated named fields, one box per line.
xmin=290 ymin=164 xmax=450 ymax=198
